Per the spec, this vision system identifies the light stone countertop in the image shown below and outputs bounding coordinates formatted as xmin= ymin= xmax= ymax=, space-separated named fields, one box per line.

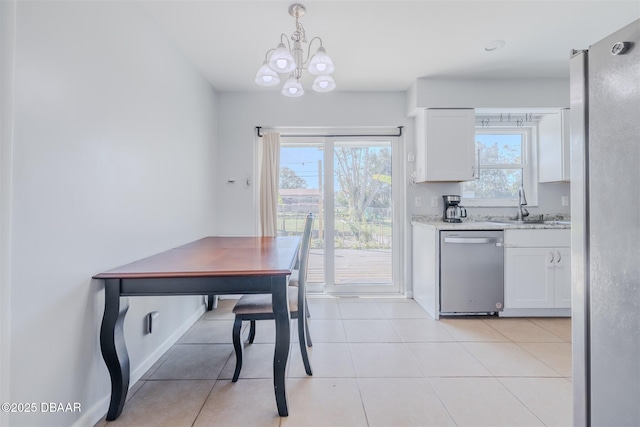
xmin=411 ymin=214 xmax=571 ymax=230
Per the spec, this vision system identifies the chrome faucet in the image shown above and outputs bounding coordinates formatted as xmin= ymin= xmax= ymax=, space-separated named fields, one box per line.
xmin=516 ymin=186 xmax=529 ymax=221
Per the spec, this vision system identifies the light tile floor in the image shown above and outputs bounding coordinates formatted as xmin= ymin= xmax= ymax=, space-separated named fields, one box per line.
xmin=95 ymin=297 xmax=572 ymax=427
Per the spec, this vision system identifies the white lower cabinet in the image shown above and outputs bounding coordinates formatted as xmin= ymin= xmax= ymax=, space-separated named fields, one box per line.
xmin=505 ymin=247 xmax=571 ymax=308
xmin=412 ymin=224 xmax=439 ymax=319
xmin=412 ymin=225 xmax=571 ymax=319
xmin=503 ymin=229 xmax=571 ymax=316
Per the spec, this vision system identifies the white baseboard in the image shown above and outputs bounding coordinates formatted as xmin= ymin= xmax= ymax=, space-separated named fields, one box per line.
xmin=130 ymin=305 xmax=206 ymax=381
xmin=76 ymin=303 xmax=206 ymax=427
xmin=499 ymin=307 xmax=571 ymax=317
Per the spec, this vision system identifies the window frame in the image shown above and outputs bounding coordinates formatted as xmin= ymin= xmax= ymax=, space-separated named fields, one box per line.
xmin=461 ymin=126 xmax=538 ymax=207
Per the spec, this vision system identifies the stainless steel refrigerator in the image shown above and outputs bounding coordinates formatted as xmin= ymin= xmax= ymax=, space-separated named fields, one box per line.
xmin=571 ymin=19 xmax=640 ymax=426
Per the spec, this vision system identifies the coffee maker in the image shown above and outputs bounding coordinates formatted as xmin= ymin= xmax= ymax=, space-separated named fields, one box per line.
xmin=442 ymin=195 xmax=467 ymax=223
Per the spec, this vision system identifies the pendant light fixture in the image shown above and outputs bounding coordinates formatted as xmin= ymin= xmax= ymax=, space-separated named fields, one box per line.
xmin=255 ymin=3 xmax=335 ymax=97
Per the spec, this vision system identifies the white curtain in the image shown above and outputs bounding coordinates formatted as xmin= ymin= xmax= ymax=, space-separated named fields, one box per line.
xmin=260 ymin=132 xmax=280 ymax=236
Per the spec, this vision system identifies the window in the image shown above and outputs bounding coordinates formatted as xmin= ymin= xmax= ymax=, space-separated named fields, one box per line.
xmin=277 ymin=134 xmax=402 ymax=295
xmin=461 ymin=127 xmax=537 ymax=207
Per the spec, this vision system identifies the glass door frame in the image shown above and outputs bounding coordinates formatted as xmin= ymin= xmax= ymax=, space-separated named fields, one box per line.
xmin=272 ymin=135 xmax=404 ymax=295
xmin=255 ymin=129 xmax=405 ymax=296
xmin=322 ymin=135 xmax=403 ymax=295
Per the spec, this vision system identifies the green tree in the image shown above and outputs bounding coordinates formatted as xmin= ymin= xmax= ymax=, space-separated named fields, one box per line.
xmin=334 ymin=146 xmax=390 ymax=222
xmin=464 ymin=139 xmax=521 ymax=198
xmin=279 ymin=167 xmax=307 ymax=189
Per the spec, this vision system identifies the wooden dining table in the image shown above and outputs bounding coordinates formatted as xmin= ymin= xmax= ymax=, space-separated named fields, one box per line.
xmin=93 ymin=236 xmax=300 ymax=421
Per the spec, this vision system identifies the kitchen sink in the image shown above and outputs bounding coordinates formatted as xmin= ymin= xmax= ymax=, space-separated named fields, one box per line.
xmin=488 ymin=220 xmax=570 ymax=226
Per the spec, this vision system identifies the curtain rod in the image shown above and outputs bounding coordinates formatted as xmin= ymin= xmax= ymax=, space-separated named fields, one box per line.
xmin=256 ymin=126 xmax=403 ymax=138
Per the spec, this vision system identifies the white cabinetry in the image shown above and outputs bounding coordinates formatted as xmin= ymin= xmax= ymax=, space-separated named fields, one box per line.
xmin=412 ymin=224 xmax=439 ymax=319
xmin=503 ymin=229 xmax=571 ymax=316
xmin=539 ymin=109 xmax=570 ymax=182
xmin=415 ymin=109 xmax=475 ymax=182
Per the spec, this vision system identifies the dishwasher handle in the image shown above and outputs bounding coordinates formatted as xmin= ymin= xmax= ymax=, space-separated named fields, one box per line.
xmin=444 ymin=237 xmax=503 ymax=245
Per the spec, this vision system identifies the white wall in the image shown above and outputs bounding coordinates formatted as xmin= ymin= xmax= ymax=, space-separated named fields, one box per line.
xmin=409 ymin=77 xmax=569 ymax=112
xmin=0 ymin=2 xmax=17 ymax=427
xmin=3 ymin=2 xmax=218 ymax=426
xmin=216 ymin=91 xmax=412 ymax=236
xmin=407 ymin=178 xmax=572 ymax=219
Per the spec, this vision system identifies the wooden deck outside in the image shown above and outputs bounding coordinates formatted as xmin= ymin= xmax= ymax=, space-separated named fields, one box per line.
xmin=306 ymin=248 xmax=392 ymax=285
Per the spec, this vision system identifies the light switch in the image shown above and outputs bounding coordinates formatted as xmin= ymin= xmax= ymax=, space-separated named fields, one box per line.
xmin=414 ymin=196 xmax=422 ymax=207
xmin=561 ymin=196 xmax=569 ymax=206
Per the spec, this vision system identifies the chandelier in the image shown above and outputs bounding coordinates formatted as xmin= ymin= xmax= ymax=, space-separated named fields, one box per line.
xmin=255 ymin=3 xmax=335 ymax=97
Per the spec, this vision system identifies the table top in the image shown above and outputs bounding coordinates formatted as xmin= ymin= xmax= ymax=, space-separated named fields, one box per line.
xmin=93 ymin=236 xmax=300 ymax=280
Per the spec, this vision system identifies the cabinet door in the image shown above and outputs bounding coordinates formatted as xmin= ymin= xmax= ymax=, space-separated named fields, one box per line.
xmin=539 ymin=109 xmax=570 ymax=183
xmin=560 ymin=109 xmax=570 ymax=181
xmin=505 ymin=248 xmax=555 ymax=308
xmin=415 ymin=109 xmax=475 ymax=182
xmin=553 ymin=248 xmax=572 ymax=308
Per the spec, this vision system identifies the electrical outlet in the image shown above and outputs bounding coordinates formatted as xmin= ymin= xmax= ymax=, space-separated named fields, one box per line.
xmin=561 ymin=196 xmax=569 ymax=207
xmin=431 ymin=196 xmax=438 ymax=207
xmin=146 ymin=311 xmax=159 ymax=334
xmin=414 ymin=196 xmax=422 ymax=207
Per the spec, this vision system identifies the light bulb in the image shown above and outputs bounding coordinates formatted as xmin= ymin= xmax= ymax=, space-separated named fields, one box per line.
xmin=255 ymin=62 xmax=280 ymax=87
xmin=312 ymin=75 xmax=335 ymax=93
xmin=268 ymin=43 xmax=296 ymax=73
xmin=282 ymin=77 xmax=304 ymax=97
xmin=308 ymin=47 xmax=335 ymax=75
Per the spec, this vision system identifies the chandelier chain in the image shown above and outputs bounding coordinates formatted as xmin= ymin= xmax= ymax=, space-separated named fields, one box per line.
xmin=294 ymin=14 xmax=307 ymax=43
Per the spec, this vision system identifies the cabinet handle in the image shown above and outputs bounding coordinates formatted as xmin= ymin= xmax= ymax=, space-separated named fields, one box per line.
xmin=557 ymin=251 xmax=562 ymax=263
xmin=549 ymin=251 xmax=555 ymax=263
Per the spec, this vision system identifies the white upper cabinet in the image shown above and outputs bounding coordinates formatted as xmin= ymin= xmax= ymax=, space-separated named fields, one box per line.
xmin=538 ymin=108 xmax=570 ymax=182
xmin=415 ymin=109 xmax=476 ymax=182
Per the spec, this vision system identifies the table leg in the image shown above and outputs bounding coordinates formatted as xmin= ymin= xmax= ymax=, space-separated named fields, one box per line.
xmin=271 ymin=276 xmax=290 ymax=417
xmin=207 ymin=294 xmax=218 ymax=311
xmin=100 ymin=279 xmax=130 ymax=421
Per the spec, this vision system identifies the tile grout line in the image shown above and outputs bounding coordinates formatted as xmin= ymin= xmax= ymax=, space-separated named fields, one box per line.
xmin=398 ymin=328 xmax=462 ymax=425
xmin=341 ymin=314 xmax=373 ymax=427
xmin=512 ymin=340 xmax=570 ymax=378
xmin=190 ymin=379 xmax=219 ymax=427
xmin=493 ymin=376 xmax=549 ymax=427
xmin=123 ymin=301 xmax=572 ymax=427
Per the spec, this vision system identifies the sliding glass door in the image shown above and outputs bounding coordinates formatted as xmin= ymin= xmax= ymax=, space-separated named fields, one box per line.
xmin=278 ymin=136 xmax=400 ymax=294
xmin=278 ymin=140 xmax=326 ymax=288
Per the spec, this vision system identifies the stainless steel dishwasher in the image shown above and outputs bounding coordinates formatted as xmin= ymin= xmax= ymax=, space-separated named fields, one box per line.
xmin=440 ymin=230 xmax=504 ymax=315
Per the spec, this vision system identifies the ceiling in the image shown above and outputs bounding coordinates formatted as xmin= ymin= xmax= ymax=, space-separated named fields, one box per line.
xmin=141 ymin=1 xmax=640 ymax=93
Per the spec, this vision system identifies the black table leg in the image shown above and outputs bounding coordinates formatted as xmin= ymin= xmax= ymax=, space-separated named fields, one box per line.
xmin=207 ymin=294 xmax=218 ymax=311
xmin=271 ymin=276 xmax=290 ymax=417
xmin=100 ymin=279 xmax=130 ymax=421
